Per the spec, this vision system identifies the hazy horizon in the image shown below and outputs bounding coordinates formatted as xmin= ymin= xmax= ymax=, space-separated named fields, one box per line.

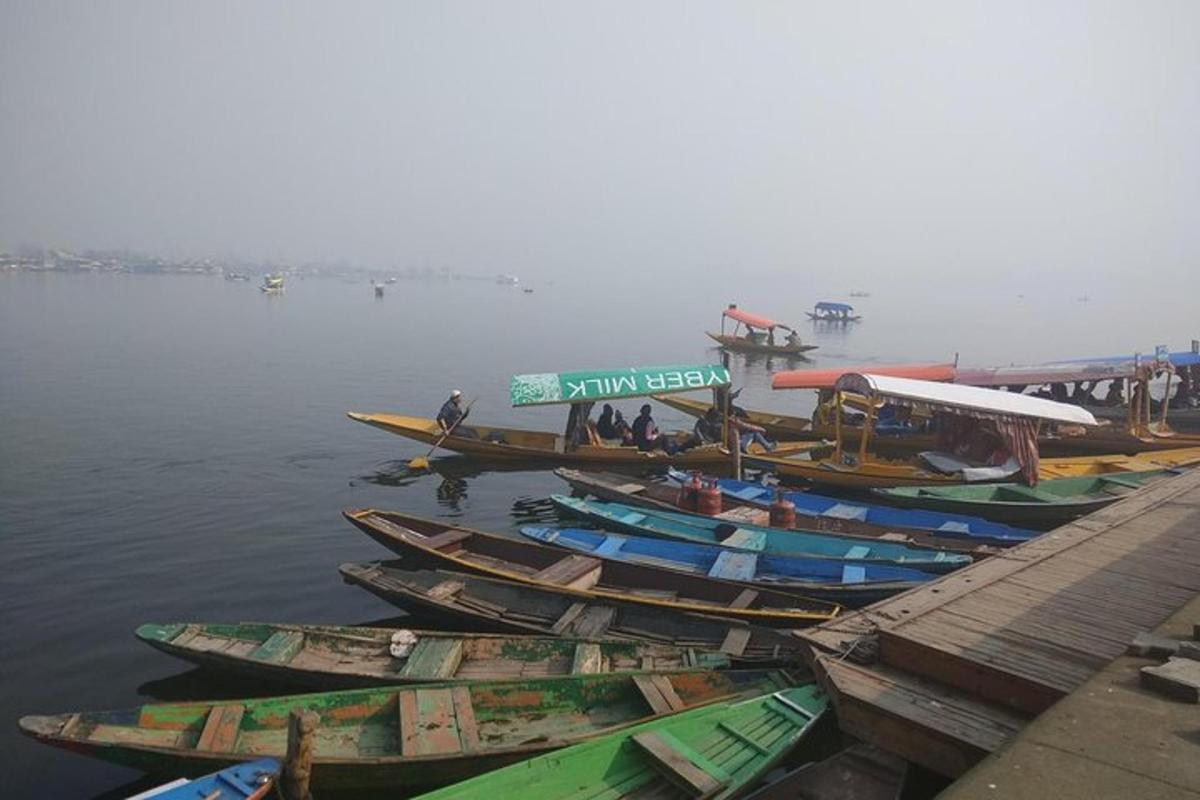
xmin=3 ymin=2 xmax=1199 ymax=286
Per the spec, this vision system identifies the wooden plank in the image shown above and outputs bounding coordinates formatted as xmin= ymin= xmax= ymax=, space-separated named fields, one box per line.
xmin=398 ymin=688 xmax=461 ymax=756
xmin=572 ymin=605 xmax=617 ymax=638
xmin=247 ymin=630 xmax=305 ymax=664
xmin=707 ymin=550 xmax=758 ymax=582
xmin=427 ymin=580 xmax=466 ymax=601
xmin=633 ymin=675 xmax=674 ymax=715
xmin=422 ymin=529 xmax=473 ymax=553
xmin=451 ymin=686 xmax=480 ymax=752
xmin=720 ymin=627 xmax=751 ymax=657
xmin=399 ymin=638 xmax=465 ymax=680
xmin=195 ymin=704 xmax=244 ymax=752
xmin=533 ymin=555 xmax=604 ymax=591
xmin=632 ymin=731 xmax=728 ymax=796
xmin=728 ymin=588 xmax=759 ymax=610
xmin=571 ymin=642 xmax=604 ymax=674
xmin=551 ymin=602 xmax=588 ymax=635
xmin=397 ymin=689 xmax=420 ymax=757
xmin=649 ymin=674 xmax=685 ymax=711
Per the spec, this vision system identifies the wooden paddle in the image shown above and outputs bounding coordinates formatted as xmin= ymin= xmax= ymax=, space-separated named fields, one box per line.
xmin=409 ymin=397 xmax=476 ymax=470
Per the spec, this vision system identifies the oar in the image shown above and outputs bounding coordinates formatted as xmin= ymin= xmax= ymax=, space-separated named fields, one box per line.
xmin=409 ymin=398 xmax=476 ymax=470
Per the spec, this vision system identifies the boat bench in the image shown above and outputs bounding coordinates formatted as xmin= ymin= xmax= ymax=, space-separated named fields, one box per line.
xmin=420 ymin=529 xmax=474 ymax=553
xmin=398 ymin=638 xmax=465 ymax=680
xmin=398 ymin=686 xmax=479 ymax=756
xmin=195 ymin=704 xmax=245 ymax=752
xmin=632 ymin=730 xmax=730 ymax=796
xmin=534 ymin=555 xmax=603 ymax=590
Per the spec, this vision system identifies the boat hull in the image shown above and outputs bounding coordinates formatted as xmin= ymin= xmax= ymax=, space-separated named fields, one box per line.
xmin=706 ymin=333 xmax=817 ymax=356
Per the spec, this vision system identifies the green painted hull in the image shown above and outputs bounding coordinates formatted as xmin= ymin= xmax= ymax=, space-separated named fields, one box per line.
xmin=415 ymin=684 xmax=828 ymax=800
xmin=19 ymin=670 xmax=791 ymax=791
xmin=135 ymin=622 xmax=730 ymax=690
xmin=874 ymin=469 xmax=1177 ymax=526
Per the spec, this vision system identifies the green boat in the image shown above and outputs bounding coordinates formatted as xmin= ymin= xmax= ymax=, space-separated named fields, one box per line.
xmin=873 ymin=469 xmax=1180 ymax=527
xmin=135 ymin=622 xmax=730 ymax=689
xmin=18 ymin=670 xmax=790 ymax=792
xmin=413 ymin=684 xmax=828 ymax=800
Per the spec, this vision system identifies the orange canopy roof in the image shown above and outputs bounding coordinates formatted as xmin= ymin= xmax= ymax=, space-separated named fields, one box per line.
xmin=772 ymin=362 xmax=957 ymax=390
xmin=723 ymin=306 xmax=787 ymax=330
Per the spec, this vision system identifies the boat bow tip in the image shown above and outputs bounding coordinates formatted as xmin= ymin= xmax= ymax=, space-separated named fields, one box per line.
xmin=18 ymin=713 xmax=69 ymax=738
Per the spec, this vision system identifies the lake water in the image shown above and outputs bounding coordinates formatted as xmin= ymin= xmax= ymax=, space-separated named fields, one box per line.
xmin=1 ymin=270 xmax=1192 ymax=797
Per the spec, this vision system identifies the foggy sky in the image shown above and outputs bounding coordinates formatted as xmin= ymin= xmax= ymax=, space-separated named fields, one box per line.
xmin=2 ymin=1 xmax=1198 ymax=283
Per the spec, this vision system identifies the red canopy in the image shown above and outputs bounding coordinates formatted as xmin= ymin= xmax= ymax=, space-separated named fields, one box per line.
xmin=772 ymin=362 xmax=957 ymax=390
xmin=723 ymin=307 xmax=785 ymax=330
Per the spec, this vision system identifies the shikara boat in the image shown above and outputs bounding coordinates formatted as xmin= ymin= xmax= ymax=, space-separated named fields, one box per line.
xmin=130 ymin=759 xmax=279 ymax=800
xmin=20 ymin=670 xmax=790 ymax=791
xmin=654 ymin=393 xmax=817 ymax=440
xmin=550 ymin=495 xmax=972 ymax=573
xmin=874 ymin=469 xmax=1182 ymax=527
xmin=413 ymin=684 xmax=828 ymax=800
xmin=343 ymin=509 xmax=841 ymax=626
xmin=338 ymin=564 xmax=805 ymax=663
xmin=664 ymin=469 xmax=1037 ymax=546
xmin=348 ymin=364 xmax=811 ymax=467
xmin=554 ymin=467 xmax=1007 ymax=554
xmin=707 ymin=304 xmax=816 ymax=356
xmin=807 ymin=301 xmax=860 ymax=322
xmin=136 ymin=623 xmax=729 ymax=689
xmin=521 ymin=526 xmax=932 ymax=608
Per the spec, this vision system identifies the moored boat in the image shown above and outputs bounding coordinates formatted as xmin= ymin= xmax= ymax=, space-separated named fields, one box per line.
xmin=807 ymin=301 xmax=860 ymax=322
xmin=521 ymin=526 xmax=932 ymax=608
xmin=343 ymin=509 xmax=841 ymax=626
xmin=873 ymin=468 xmax=1182 ymax=526
xmin=338 ymin=564 xmax=805 ymax=662
xmin=550 ymin=495 xmax=972 ymax=573
xmin=19 ymin=670 xmax=791 ymax=791
xmin=128 ymin=759 xmax=279 ymax=800
xmin=135 ymin=623 xmax=729 ymax=689
xmin=707 ymin=304 xmax=816 ymax=356
xmin=412 ymin=684 xmax=828 ymax=800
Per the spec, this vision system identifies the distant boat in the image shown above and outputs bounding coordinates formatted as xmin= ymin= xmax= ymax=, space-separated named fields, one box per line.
xmin=496 ymin=274 xmax=519 ymax=285
xmin=223 ymin=271 xmax=251 ymax=282
xmin=374 ymin=283 xmax=384 ymax=297
xmin=806 ymin=301 xmax=860 ymax=322
xmin=523 ymin=288 xmax=534 ymax=294
xmin=386 ymin=277 xmax=397 ymax=284
xmin=848 ymin=291 xmax=871 ymax=297
xmin=259 ymin=274 xmax=284 ymax=293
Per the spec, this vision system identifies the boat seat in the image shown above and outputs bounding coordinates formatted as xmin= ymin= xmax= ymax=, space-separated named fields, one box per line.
xmin=843 ymin=545 xmax=872 ymax=560
xmin=631 ymin=730 xmax=730 ymax=796
xmin=421 ymin=529 xmax=473 ymax=553
xmin=632 ymin=675 xmax=687 ymax=715
xmin=247 ymin=630 xmax=305 ymax=664
xmin=426 ymin=580 xmax=466 ymax=601
xmin=840 ymin=565 xmax=867 ymax=584
xmin=936 ymin=521 xmax=973 ymax=533
xmin=618 ymin=511 xmax=648 ymax=525
xmin=399 ymin=638 xmax=464 ymax=680
xmin=571 ymin=642 xmax=604 ymax=674
xmin=533 ymin=555 xmax=603 ymax=590
xmin=707 ymin=550 xmax=758 ymax=582
xmin=398 ymin=688 xmax=477 ymax=756
xmin=729 ymin=485 xmax=771 ymax=501
xmin=719 ymin=529 xmax=767 ymax=551
xmin=593 ymin=535 xmax=626 ymax=557
xmin=196 ymin=704 xmax=244 ymax=753
xmin=822 ymin=503 xmax=869 ymax=521
xmin=728 ymin=588 xmax=759 ymax=610
xmin=719 ymin=627 xmax=751 ymax=657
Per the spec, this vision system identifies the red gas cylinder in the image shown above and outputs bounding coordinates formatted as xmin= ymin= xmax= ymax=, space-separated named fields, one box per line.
xmin=697 ymin=479 xmax=723 ymax=516
xmin=677 ymin=471 xmax=702 ymax=511
xmin=769 ymin=489 xmax=796 ymax=528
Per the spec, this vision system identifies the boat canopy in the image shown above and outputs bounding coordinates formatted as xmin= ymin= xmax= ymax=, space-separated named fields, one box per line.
xmin=954 ymin=363 xmax=1134 ymax=387
xmin=1049 ymin=351 xmax=1200 ymax=368
xmin=835 ymin=373 xmax=1098 ymax=425
xmin=511 ymin=364 xmax=731 ymax=407
xmin=722 ymin=305 xmax=789 ymax=331
xmin=814 ymin=301 xmax=853 ymax=312
xmin=773 ymin=362 xmax=956 ymax=390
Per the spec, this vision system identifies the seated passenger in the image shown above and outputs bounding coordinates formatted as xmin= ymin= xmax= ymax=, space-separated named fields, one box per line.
xmin=596 ymin=403 xmax=619 ymax=440
xmin=632 ymin=404 xmax=677 ymax=454
xmin=693 ymin=407 xmax=723 ymax=445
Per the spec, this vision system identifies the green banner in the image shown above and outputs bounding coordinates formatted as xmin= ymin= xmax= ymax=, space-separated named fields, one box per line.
xmin=511 ymin=364 xmax=730 ymax=407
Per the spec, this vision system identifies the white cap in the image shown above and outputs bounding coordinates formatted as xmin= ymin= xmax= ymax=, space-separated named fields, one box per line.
xmin=450 ymin=389 xmax=462 ymax=398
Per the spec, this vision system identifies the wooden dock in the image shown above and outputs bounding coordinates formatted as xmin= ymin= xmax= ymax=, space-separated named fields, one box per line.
xmin=796 ymin=467 xmax=1200 ymax=778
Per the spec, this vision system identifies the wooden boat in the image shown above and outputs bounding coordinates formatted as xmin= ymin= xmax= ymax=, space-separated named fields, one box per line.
xmin=258 ymin=274 xmax=284 ymax=293
xmin=664 ymin=469 xmax=1036 ymax=546
xmin=521 ymin=526 xmax=932 ymax=608
xmin=129 ymin=759 xmax=278 ymax=800
xmin=343 ymin=509 xmax=842 ymax=626
xmin=707 ymin=304 xmax=816 ymax=356
xmin=348 ymin=363 xmax=814 ymax=467
xmin=19 ymin=670 xmax=791 ymax=792
xmin=136 ymin=623 xmax=730 ymax=689
xmin=338 ymin=564 xmax=805 ymax=663
xmin=554 ymin=467 xmax=1008 ymax=554
xmin=654 ymin=393 xmax=817 ymax=440
xmin=412 ymin=684 xmax=828 ymax=800
xmin=550 ymin=495 xmax=972 ymax=573
xmin=807 ymin=301 xmax=860 ymax=322
xmin=874 ymin=469 xmax=1181 ymax=527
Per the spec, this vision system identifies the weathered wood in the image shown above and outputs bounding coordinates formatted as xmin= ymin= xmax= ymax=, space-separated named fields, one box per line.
xmin=427 ymin=580 xmax=466 ymax=600
xmin=398 ymin=688 xmax=462 ymax=756
xmin=532 ymin=555 xmax=603 ymax=590
xmin=632 ymin=730 xmax=728 ymax=796
xmin=451 ymin=686 xmax=480 ymax=752
xmin=550 ymin=602 xmax=588 ymax=635
xmin=196 ymin=704 xmax=244 ymax=752
xmin=422 ymin=529 xmax=474 ymax=553
xmin=400 ymin=637 xmax=464 ymax=680
xmin=729 ymin=588 xmax=759 ymax=610
xmin=633 ymin=675 xmax=676 ymax=715
xmin=649 ymin=674 xmax=685 ymax=711
xmin=281 ymin=708 xmax=317 ymax=800
xmin=720 ymin=627 xmax=751 ymax=657
xmin=571 ymin=642 xmax=603 ymax=674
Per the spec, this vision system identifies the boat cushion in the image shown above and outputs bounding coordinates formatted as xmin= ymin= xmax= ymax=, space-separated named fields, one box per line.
xmin=707 ymin=550 xmax=759 ymax=582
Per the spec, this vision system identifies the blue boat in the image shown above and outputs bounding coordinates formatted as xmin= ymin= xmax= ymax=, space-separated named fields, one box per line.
xmin=665 ymin=469 xmax=1037 ymax=547
xmin=550 ymin=495 xmax=972 ymax=574
xmin=129 ymin=758 xmax=280 ymax=799
xmin=521 ymin=526 xmax=932 ymax=607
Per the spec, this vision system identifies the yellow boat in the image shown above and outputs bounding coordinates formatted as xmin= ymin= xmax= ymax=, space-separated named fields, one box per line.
xmin=348 ymin=364 xmax=818 ymax=467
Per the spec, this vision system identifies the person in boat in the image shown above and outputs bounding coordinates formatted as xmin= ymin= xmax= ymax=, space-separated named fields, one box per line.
xmin=692 ymin=407 xmax=723 ymax=445
xmin=731 ymin=407 xmax=776 ymax=452
xmin=632 ymin=404 xmax=677 ymax=453
xmin=612 ymin=410 xmax=634 ymax=445
xmin=436 ymin=390 xmax=475 ymax=437
xmin=596 ymin=403 xmax=619 ymax=440
xmin=784 ymin=330 xmax=802 ymax=347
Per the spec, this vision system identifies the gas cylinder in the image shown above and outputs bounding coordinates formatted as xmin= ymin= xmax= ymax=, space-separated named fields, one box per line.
xmin=769 ymin=488 xmax=796 ymax=528
xmin=697 ymin=479 xmax=723 ymax=516
xmin=677 ymin=471 xmax=702 ymax=511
